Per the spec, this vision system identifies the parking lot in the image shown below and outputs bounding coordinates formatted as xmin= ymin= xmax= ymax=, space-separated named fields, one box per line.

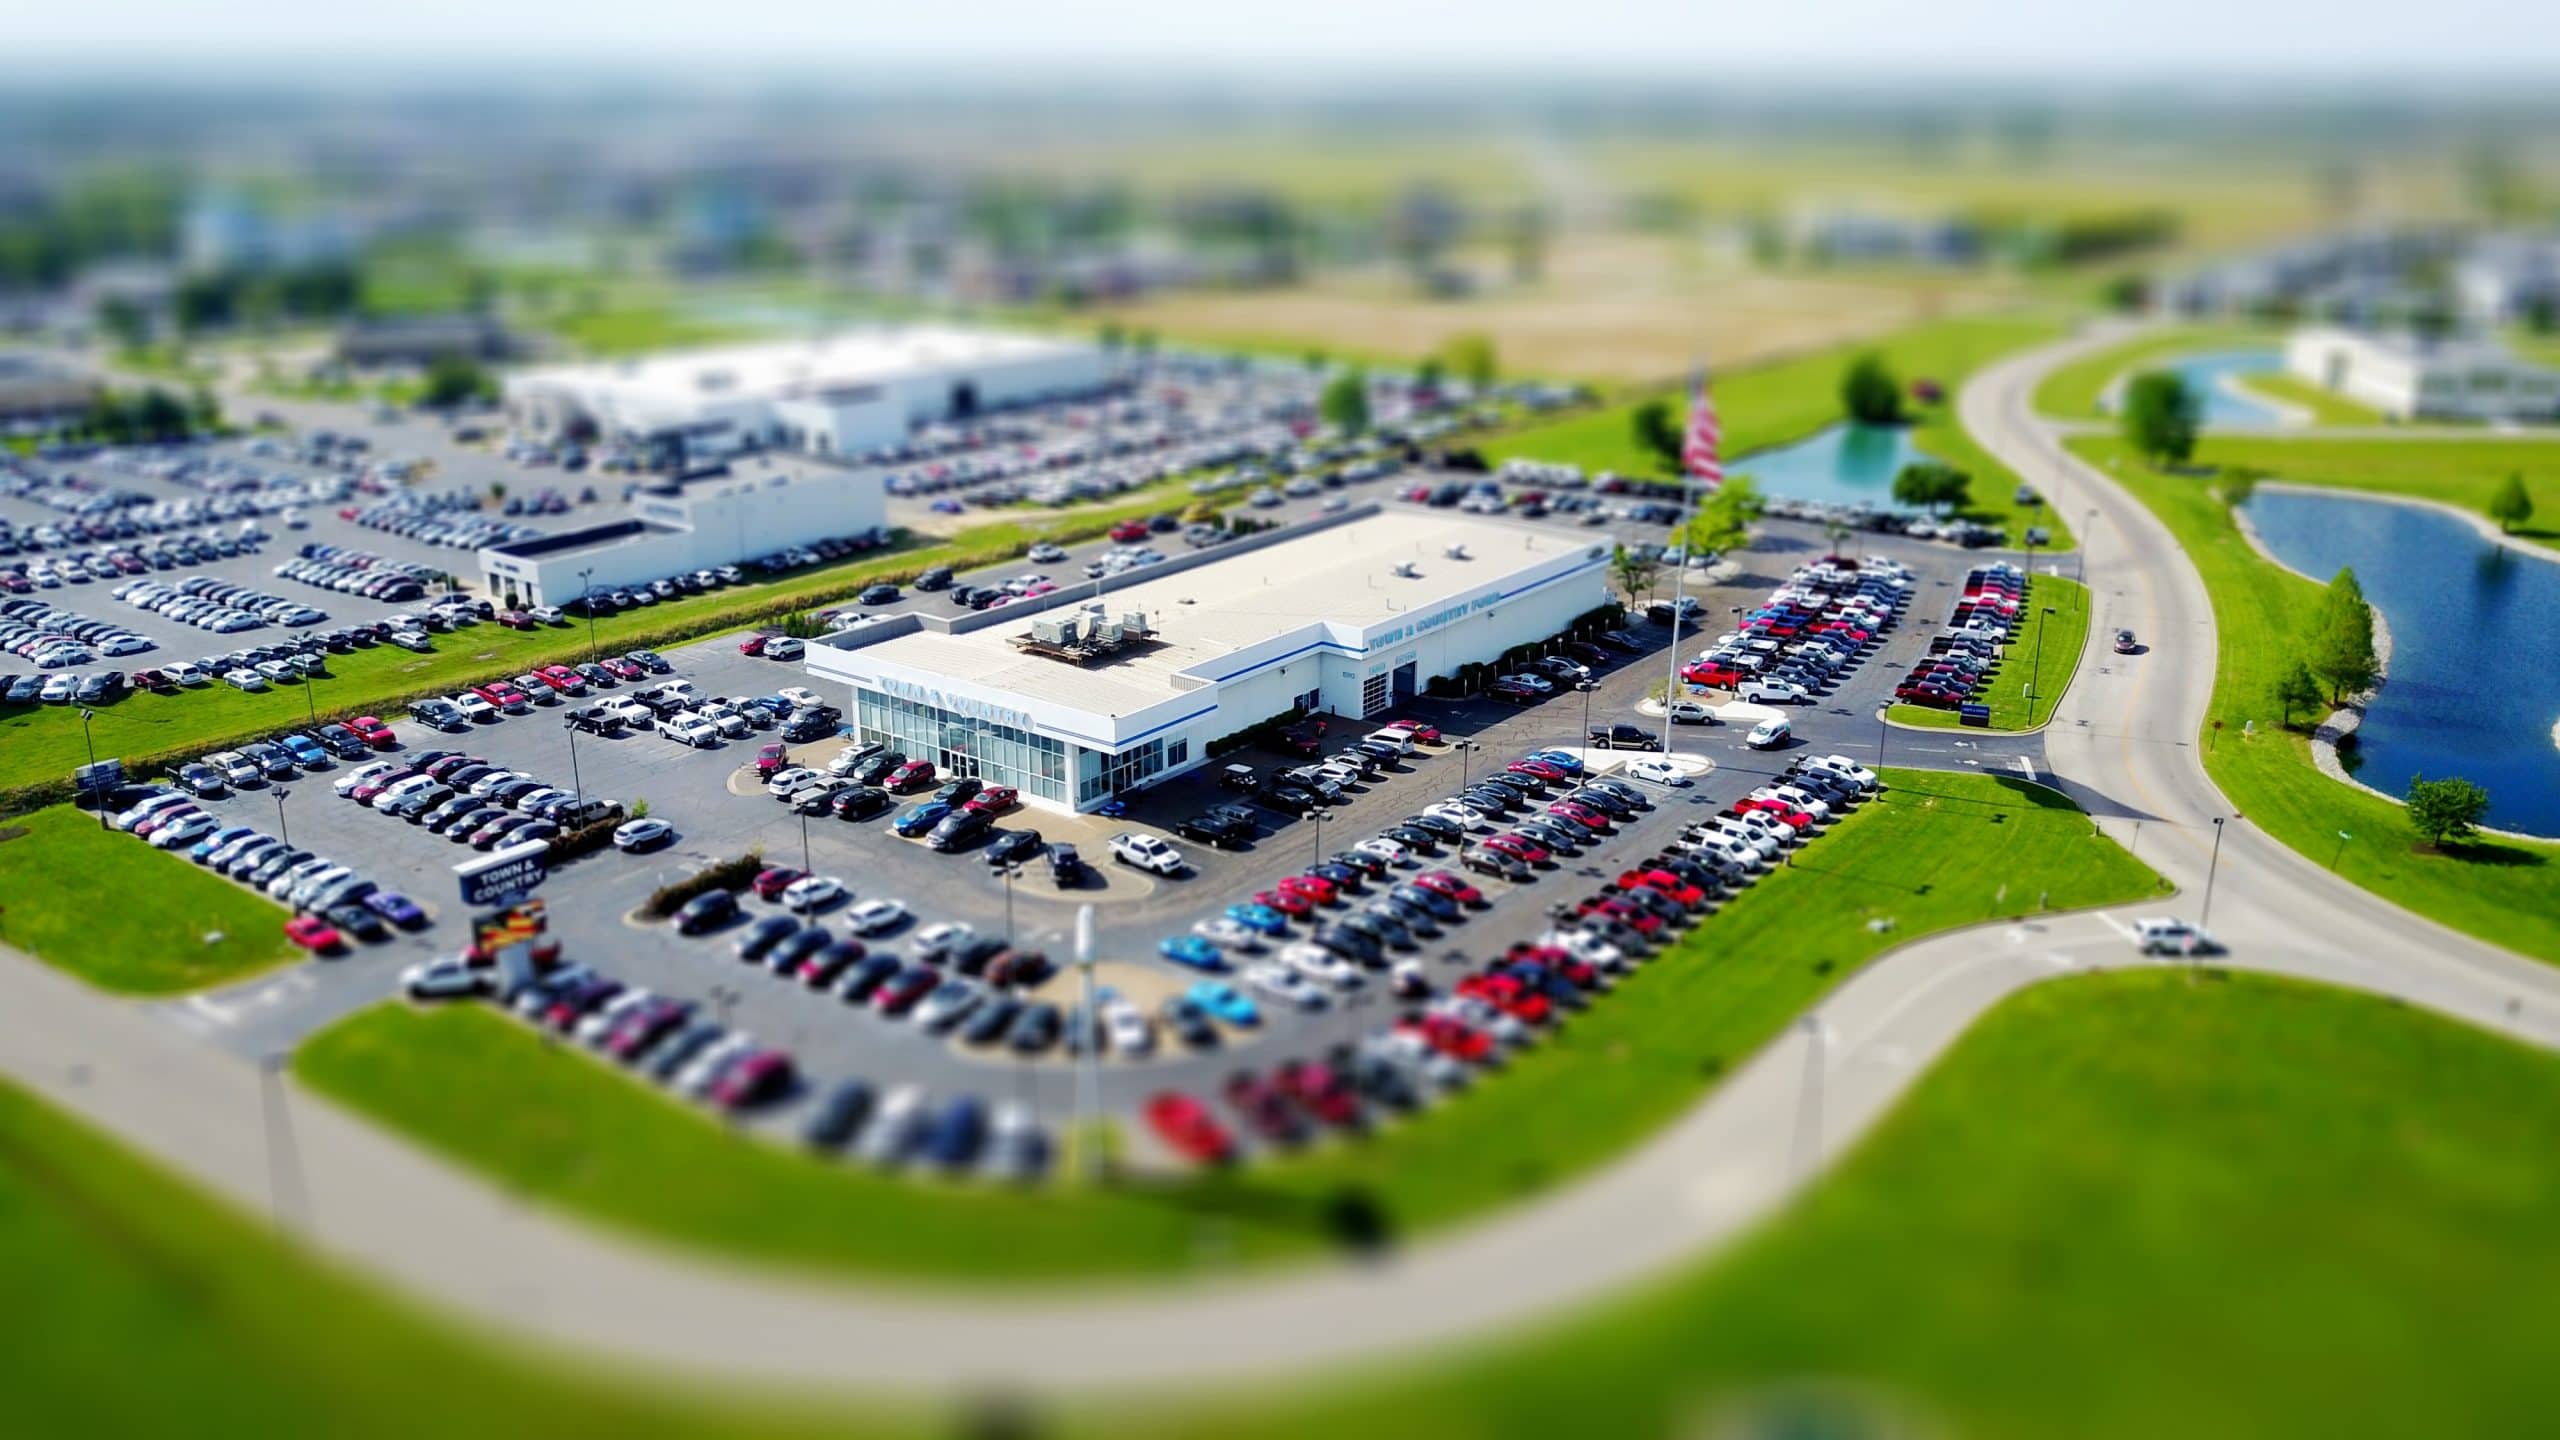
xmin=123 ymin=491 xmax=2045 ymax=1173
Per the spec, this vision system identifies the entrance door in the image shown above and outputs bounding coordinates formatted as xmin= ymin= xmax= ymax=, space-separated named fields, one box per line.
xmin=950 ymin=381 xmax=980 ymax=420
xmin=1391 ymin=661 xmax=1418 ymax=702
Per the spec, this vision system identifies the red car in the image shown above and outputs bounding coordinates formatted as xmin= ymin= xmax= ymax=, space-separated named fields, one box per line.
xmin=601 ymin=656 xmax=646 ymax=681
xmin=751 ymin=866 xmax=806 ymax=901
xmin=964 ymin=785 xmax=1019 ymax=814
xmin=1223 ymin=1071 xmax=1306 ymax=1144
xmin=885 ymin=759 xmax=936 ymax=792
xmin=1577 ymin=896 xmax=1664 ymax=935
xmin=473 ymin=682 xmax=530 ymax=711
xmin=283 ymin=915 xmax=343 ymax=953
xmin=1682 ymin=662 xmax=1744 ymax=688
xmin=1251 ymin=888 xmax=1314 ymax=919
xmin=1734 ymin=798 xmax=1817 ymax=832
xmin=1271 ymin=1060 xmax=1361 ymax=1127
xmin=1458 ymin=972 xmax=1552 ymax=1025
xmin=1546 ymin=799 xmax=1612 ymax=831
xmin=753 ymin=741 xmax=789 ymax=779
xmin=1108 ymin=519 xmax=1150 ymax=543
xmin=535 ymin=664 xmax=586 ymax=694
xmin=1412 ymin=870 xmax=1483 ymax=905
xmin=1276 ymin=873 xmax=1338 ymax=906
xmin=349 ymin=715 xmax=396 ymax=748
xmin=1397 ymin=1013 xmax=1494 ymax=1063
xmin=1507 ymin=943 xmax=1601 ymax=990
xmin=1384 ymin=719 xmax=1442 ymax=744
xmin=349 ymin=768 xmax=417 ymax=803
xmin=709 ymin=1050 xmax=794 ymax=1111
xmin=1484 ymin=832 xmax=1550 ymax=864
xmin=497 ymin=610 xmax=537 ymax=630
xmin=738 ymin=633 xmax=771 ymax=656
xmin=874 ymin=968 xmax=937 ymax=1015
xmin=1507 ymin=758 xmax=1569 ymax=785
xmin=1144 ymin=1092 xmax=1236 ymax=1165
xmin=1618 ymin=868 xmax=1707 ymax=908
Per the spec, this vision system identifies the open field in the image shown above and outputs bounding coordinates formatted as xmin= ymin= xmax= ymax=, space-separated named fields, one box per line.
xmin=1149 ymin=971 xmax=2560 ymax=1440
xmin=2234 ymin=370 xmax=2387 ymax=426
xmin=2097 ymin=431 xmax=2560 ymax=552
xmin=23 ymin=970 xmax=2560 ymax=1439
xmin=1486 ymin=310 xmax=2076 ymax=546
xmin=0 ymin=805 xmax=297 ymax=993
xmin=2070 ymin=435 xmax=2560 ymax=965
xmin=298 ymin=770 xmax=2160 ymax=1280
xmin=2032 ymin=321 xmax=2279 ymax=418
xmin=1888 ymin=574 xmax=2091 ymax=731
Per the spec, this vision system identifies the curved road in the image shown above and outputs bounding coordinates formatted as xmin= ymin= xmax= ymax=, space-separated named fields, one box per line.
xmin=7 ymin=326 xmax=2560 ymax=1398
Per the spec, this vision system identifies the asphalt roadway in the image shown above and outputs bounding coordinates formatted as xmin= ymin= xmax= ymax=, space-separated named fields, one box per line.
xmin=8 ymin=326 xmax=2558 ymax=1398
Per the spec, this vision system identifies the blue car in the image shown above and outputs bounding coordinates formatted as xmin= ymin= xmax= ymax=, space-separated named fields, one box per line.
xmin=1223 ymin=901 xmax=1289 ymax=937
xmin=1185 ymin=980 xmax=1260 ymax=1027
xmin=1157 ymin=934 xmax=1225 ymax=970
xmin=364 ymin=890 xmax=428 ymax=929
xmin=280 ymin=734 xmax=330 ymax=767
xmin=190 ymin=825 xmax=260 ymax=863
xmin=1527 ymin=748 xmax=1585 ymax=776
xmin=1093 ymin=798 xmax=1129 ymax=818
xmin=892 ymin=801 xmax=952 ymax=837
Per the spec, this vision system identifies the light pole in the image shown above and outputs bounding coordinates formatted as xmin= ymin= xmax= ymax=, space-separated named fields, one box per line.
xmin=2330 ymin=828 xmax=2352 ymax=871
xmin=272 ymin=787 xmax=291 ymax=846
xmin=997 ymin=863 xmax=1020 ymax=945
xmin=300 ymin=667 xmax=318 ymax=726
xmin=577 ymin=566 xmax=598 ymax=663
xmin=798 ymin=807 xmax=813 ymax=875
xmin=1576 ymin=679 xmax=1597 ymax=745
xmin=2200 ymin=816 xmax=2227 ymax=931
xmin=2078 ymin=507 xmax=2096 ymax=585
xmin=563 ymin=714 xmax=586 ymax=808
xmin=2027 ymin=603 xmax=2055 ymax=717
xmin=1456 ymin=739 xmax=1478 ymax=790
xmin=1309 ymin=802 xmax=1331 ymax=868
xmin=78 ymin=707 xmax=105 ymax=829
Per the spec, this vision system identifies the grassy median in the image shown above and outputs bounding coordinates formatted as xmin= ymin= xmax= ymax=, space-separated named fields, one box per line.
xmin=2069 ymin=436 xmax=2560 ymax=965
xmin=0 ymin=804 xmax=295 ymax=992
xmin=2083 ymin=431 xmax=2560 ymax=553
xmin=299 ymin=769 xmax=2162 ymax=1281
xmin=2232 ymin=370 xmax=2387 ymax=426
xmin=2031 ymin=321 xmax=2277 ymax=419
xmin=1886 ymin=574 xmax=2091 ymax=731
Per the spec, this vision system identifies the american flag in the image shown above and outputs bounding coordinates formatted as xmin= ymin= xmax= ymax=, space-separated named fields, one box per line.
xmin=1680 ymin=370 xmax=1722 ymax=489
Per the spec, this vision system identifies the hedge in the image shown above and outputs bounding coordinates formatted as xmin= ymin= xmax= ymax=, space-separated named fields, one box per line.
xmin=643 ymin=852 xmax=766 ymax=918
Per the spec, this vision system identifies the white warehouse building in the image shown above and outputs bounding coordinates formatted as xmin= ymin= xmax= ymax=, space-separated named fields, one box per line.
xmin=802 ymin=509 xmax=1613 ymax=814
xmin=477 ymin=465 xmax=886 ymax=607
xmin=503 ymin=326 xmax=1108 ymax=464
xmin=2284 ymin=326 xmax=2560 ymax=423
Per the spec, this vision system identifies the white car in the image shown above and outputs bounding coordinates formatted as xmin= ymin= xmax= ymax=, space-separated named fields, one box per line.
xmin=2132 ymin=917 xmax=2218 ymax=956
xmin=334 ymin=760 xmax=398 ymax=797
xmin=911 ymin=920 xmax=974 ymax=957
xmin=1279 ymin=943 xmax=1363 ymax=991
xmin=763 ymin=637 xmax=806 ymax=661
xmin=1737 ymin=678 xmax=1808 ymax=704
xmin=401 ymin=956 xmax=488 ymax=1000
xmin=663 ymin=714 xmax=720 ymax=748
xmin=149 ymin=812 xmax=218 ymax=849
xmin=1423 ymin=801 xmax=1495 ymax=832
xmin=613 ymin=817 xmax=673 ymax=850
xmin=1242 ymin=961 xmax=1327 ymax=1010
xmin=222 ymin=668 xmax=268 ymax=692
xmin=1623 ymin=757 xmax=1690 ymax=787
xmin=1109 ymin=832 xmax=1185 ymax=875
xmin=1664 ymin=699 xmax=1714 ymax=724
xmin=782 ymin=875 xmax=847 ymax=913
xmin=1802 ymin=755 xmax=1881 ymax=793
xmin=452 ymin=692 xmax=498 ymax=723
xmin=777 ymin=686 xmax=822 ymax=710
xmin=576 ymin=990 xmax=651 ymax=1046
xmin=845 ymin=897 xmax=908 ymax=934
xmin=1502 ymin=671 xmax=1555 ymax=694
xmin=1026 ymin=542 xmax=1069 ymax=563
xmin=1757 ymin=783 xmax=1834 ymax=818
xmin=764 ymin=767 xmax=818 ymax=798
xmin=1354 ymin=836 xmax=1410 ymax=865
xmin=1102 ymin=1000 xmax=1155 ymax=1055
xmin=827 ymin=744 xmax=882 ymax=777
xmin=1745 ymin=717 xmax=1791 ymax=750
xmin=1192 ymin=917 xmax=1267 ymax=952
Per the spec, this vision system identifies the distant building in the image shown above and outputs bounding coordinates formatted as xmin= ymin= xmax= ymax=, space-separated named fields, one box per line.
xmin=502 ymin=326 xmax=1106 ymax=466
xmin=0 ymin=352 xmax=101 ymax=425
xmin=476 ymin=465 xmax=887 ymax=607
xmin=335 ymin=313 xmax=518 ymax=368
xmin=2454 ymin=233 xmax=2560 ymax=326
xmin=181 ymin=194 xmax=355 ymax=273
xmin=2284 ymin=326 xmax=2560 ymax=423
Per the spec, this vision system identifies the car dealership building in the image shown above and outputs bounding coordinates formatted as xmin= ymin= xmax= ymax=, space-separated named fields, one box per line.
xmin=801 ymin=507 xmax=1611 ymax=813
xmin=476 ymin=464 xmax=887 ymax=607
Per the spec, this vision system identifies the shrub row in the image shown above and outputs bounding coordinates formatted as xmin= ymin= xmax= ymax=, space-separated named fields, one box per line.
xmin=644 ymin=852 xmax=766 ymax=918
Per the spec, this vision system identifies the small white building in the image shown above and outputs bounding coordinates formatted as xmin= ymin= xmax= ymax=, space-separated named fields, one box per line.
xmin=503 ymin=326 xmax=1106 ymax=465
xmin=803 ymin=509 xmax=1612 ymax=814
xmin=476 ymin=465 xmax=886 ymax=607
xmin=2284 ymin=326 xmax=2560 ymax=423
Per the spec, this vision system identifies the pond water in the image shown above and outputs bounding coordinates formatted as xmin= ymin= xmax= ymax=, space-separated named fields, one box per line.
xmin=2244 ymin=488 xmax=2560 ymax=838
xmin=2159 ymin=348 xmax=2287 ymax=427
xmin=1730 ymin=422 xmax=1926 ymax=513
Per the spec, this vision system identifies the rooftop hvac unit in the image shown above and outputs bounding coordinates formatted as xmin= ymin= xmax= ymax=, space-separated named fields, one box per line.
xmin=1445 ymin=544 xmax=1471 ymax=560
xmin=1054 ymin=612 xmax=1083 ymax=645
xmin=1390 ymin=561 xmax=1419 ymax=579
xmin=1120 ymin=610 xmax=1148 ymax=635
xmin=1031 ymin=618 xmax=1068 ymax=645
xmin=1090 ymin=619 xmax=1122 ymax=645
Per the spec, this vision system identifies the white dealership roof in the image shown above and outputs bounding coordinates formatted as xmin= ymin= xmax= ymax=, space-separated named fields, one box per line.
xmin=509 ymin=326 xmax=1091 ymax=425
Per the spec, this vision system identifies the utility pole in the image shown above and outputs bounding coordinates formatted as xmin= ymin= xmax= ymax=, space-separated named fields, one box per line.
xmin=563 ymin=715 xmax=586 ymax=808
xmin=273 ymin=787 xmax=291 ymax=847
xmin=78 ymin=708 xmax=105 ymax=829
xmin=2028 ymin=602 xmax=2055 ymax=717
xmin=578 ymin=566 xmax=599 ymax=663
xmin=2200 ymin=815 xmax=2228 ymax=931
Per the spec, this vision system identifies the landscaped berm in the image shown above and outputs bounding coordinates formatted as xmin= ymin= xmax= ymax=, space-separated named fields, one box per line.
xmin=0 ymin=805 xmax=295 ymax=992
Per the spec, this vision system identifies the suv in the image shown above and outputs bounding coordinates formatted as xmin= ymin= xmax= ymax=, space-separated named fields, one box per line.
xmin=1109 ymin=833 xmax=1185 ymax=876
xmin=1586 ymin=723 xmax=1661 ymax=751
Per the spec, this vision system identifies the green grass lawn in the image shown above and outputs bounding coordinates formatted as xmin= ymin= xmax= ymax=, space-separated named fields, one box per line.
xmin=2069 ymin=435 xmax=2560 ymax=965
xmin=1888 ymin=574 xmax=2091 ymax=731
xmin=299 ymin=769 xmax=2162 ymax=1280
xmin=2031 ymin=321 xmax=2278 ymax=419
xmin=550 ymin=304 xmax=770 ymax=357
xmin=24 ymin=971 xmax=2560 ymax=1439
xmin=2100 ymin=431 xmax=2560 ymax=553
xmin=1143 ymin=971 xmax=2560 ymax=1440
xmin=2505 ymin=326 xmax=2560 ymax=371
xmin=1487 ymin=311 xmax=2076 ymax=548
xmin=2231 ymin=370 xmax=2387 ymax=427
xmin=0 ymin=805 xmax=295 ymax=992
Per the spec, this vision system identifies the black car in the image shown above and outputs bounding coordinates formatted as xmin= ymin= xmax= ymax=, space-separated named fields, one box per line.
xmin=927 ymin=809 xmax=993 ymax=852
xmin=962 ymin=995 xmax=1023 ymax=1047
xmin=1176 ymin=812 xmax=1255 ymax=848
xmin=835 ymin=953 xmax=902 ymax=1004
xmin=933 ymin=777 xmax=983 ymax=806
xmin=324 ymin=902 xmax=390 ymax=943
xmin=675 ymin=889 xmax=739 ymax=934
xmin=767 ymin=926 xmax=833 ymax=975
xmin=1307 ymin=860 xmax=1364 ymax=892
xmin=1461 ymin=847 xmax=1532 ymax=883
xmin=735 ymin=913 xmax=802 ymax=963
xmin=1329 ymin=848 xmax=1388 ymax=879
xmin=1160 ymin=996 xmax=1218 ymax=1049
xmin=1007 ymin=1002 xmax=1061 ymax=1054
xmin=1564 ymin=787 xmax=1636 ymax=820
xmin=1381 ymin=824 xmax=1439 ymax=852
xmin=848 ymin=751 xmax=904 ymax=786
xmin=564 ymin=706 xmax=619 ymax=736
xmin=1587 ymin=723 xmax=1662 ymax=751
xmin=1260 ymin=782 xmax=1321 ymax=815
xmin=1401 ymin=811 xmax=1463 ymax=842
xmin=831 ymin=786 xmax=895 ymax=821
xmin=913 ymin=567 xmax=954 ymax=592
xmin=780 ymin=714 xmax=834 ymax=743
xmin=984 ymin=828 xmax=1046 ymax=867
xmin=857 ymin=583 xmax=900 ymax=606
xmin=803 ymin=1079 xmax=876 ymax=1151
xmin=1516 ymin=817 xmax=1585 ymax=853
xmin=1046 ymin=842 xmax=1085 ymax=886
xmin=1311 ymin=923 xmax=1382 ymax=966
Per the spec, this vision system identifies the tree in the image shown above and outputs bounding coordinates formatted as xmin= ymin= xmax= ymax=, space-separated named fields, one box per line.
xmin=422 ymin=354 xmax=492 ymax=409
xmin=2121 ymin=371 xmax=2200 ymax=466
xmin=1442 ymin=333 xmax=1497 ymax=391
xmin=2405 ymin=775 xmax=2491 ymax=850
xmin=1609 ymin=542 xmax=1660 ymax=602
xmin=2306 ymin=566 xmax=2378 ymax=702
xmin=2488 ymin=472 xmax=2534 ymax=534
xmin=1414 ymin=356 xmax=1445 ymax=393
xmin=2215 ymin=464 xmax=2267 ymax=509
xmin=1890 ymin=460 xmax=1971 ymax=515
xmin=96 ymin=294 xmax=150 ymax=352
xmin=131 ymin=387 xmax=190 ymax=441
xmin=1677 ymin=477 xmax=1763 ymax=560
xmin=1630 ymin=397 xmax=1683 ymax=478
xmin=1318 ymin=370 xmax=1370 ymax=436
xmin=2274 ymin=659 xmax=2324 ymax=728
xmin=1840 ymin=353 xmax=1903 ymax=426
xmin=185 ymin=383 xmax=220 ymax=434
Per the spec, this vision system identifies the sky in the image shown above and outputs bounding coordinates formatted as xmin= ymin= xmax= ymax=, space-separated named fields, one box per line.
xmin=10 ymin=0 xmax=2558 ymax=79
